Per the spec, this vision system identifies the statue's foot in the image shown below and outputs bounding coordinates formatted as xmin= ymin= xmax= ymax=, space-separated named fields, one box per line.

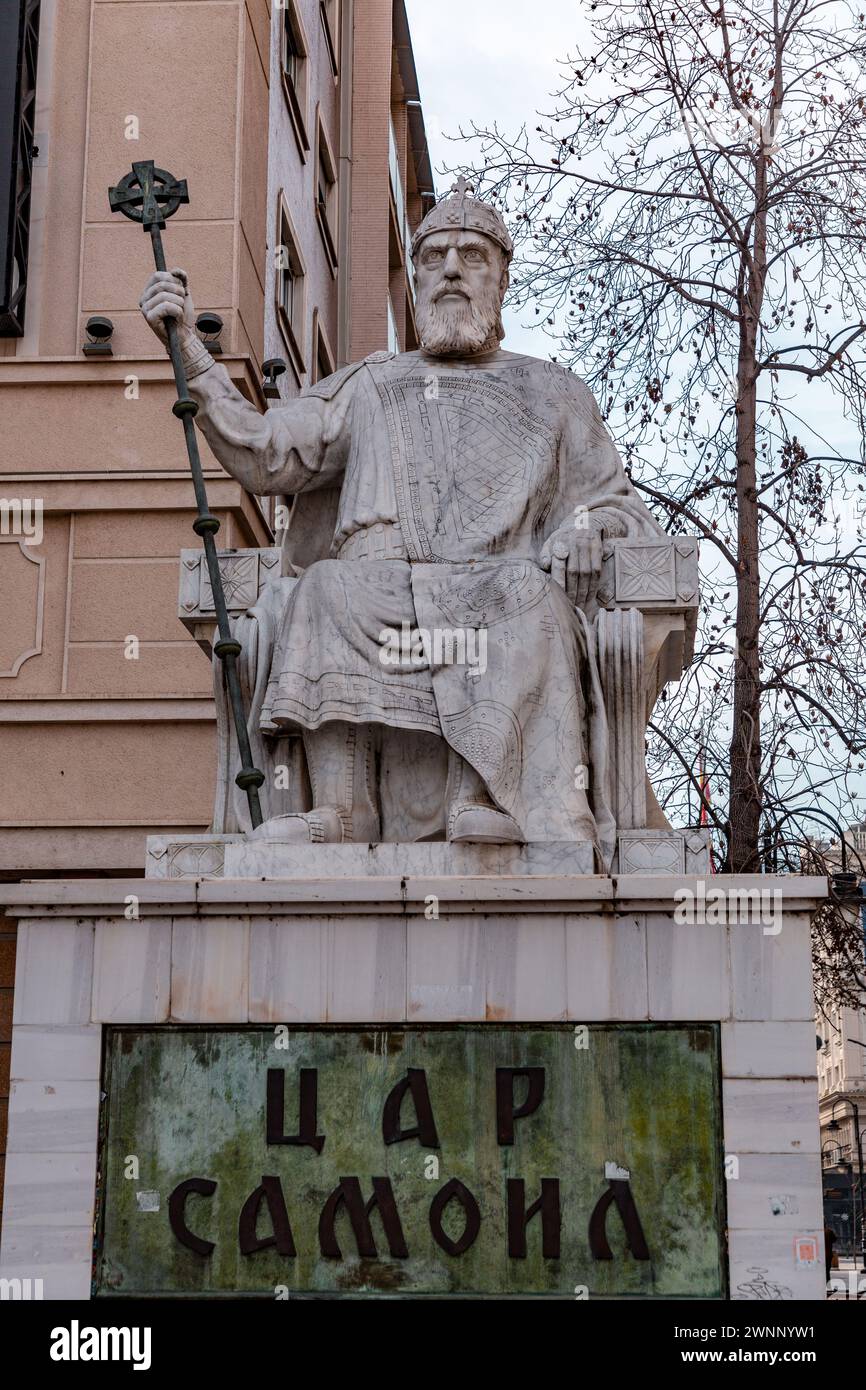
xmin=447 ymin=803 xmax=524 ymax=845
xmin=246 ymin=808 xmax=348 ymax=844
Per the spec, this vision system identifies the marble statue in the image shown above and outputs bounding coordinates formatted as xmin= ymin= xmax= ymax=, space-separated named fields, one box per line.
xmin=140 ymin=179 xmax=669 ymax=862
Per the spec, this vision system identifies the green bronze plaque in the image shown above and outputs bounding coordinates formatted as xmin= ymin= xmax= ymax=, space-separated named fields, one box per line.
xmin=95 ymin=1024 xmax=725 ymax=1298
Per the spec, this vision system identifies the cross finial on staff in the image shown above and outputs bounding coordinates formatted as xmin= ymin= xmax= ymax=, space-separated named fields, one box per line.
xmin=108 ymin=160 xmax=189 ymax=231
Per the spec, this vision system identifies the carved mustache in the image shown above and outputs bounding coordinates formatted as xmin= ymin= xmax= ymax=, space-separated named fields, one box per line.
xmin=432 ymin=283 xmax=472 ymax=303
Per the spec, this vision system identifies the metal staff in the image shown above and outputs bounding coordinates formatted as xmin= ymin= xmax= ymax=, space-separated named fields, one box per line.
xmin=108 ymin=160 xmax=264 ymax=828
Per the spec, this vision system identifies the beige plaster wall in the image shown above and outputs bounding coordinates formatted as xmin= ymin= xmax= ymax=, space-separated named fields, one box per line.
xmin=348 ymin=0 xmax=394 ymax=360
xmin=0 ymin=2 xmax=271 ymax=872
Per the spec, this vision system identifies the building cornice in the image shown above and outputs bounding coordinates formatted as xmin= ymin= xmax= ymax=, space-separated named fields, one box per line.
xmin=0 ymin=354 xmax=264 ymax=404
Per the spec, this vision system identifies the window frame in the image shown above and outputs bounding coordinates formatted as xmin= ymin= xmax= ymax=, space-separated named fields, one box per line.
xmin=311 ymin=307 xmax=336 ymax=385
xmin=280 ymin=0 xmax=310 ymax=159
xmin=314 ymin=110 xmax=339 ymax=276
xmin=274 ymin=192 xmax=307 ymax=384
xmin=320 ymin=0 xmax=340 ymax=78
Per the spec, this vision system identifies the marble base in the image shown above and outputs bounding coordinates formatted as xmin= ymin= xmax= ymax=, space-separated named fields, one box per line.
xmin=223 ymin=838 xmax=596 ymax=879
xmin=144 ymin=831 xmax=712 ymax=880
xmin=145 ymin=833 xmax=596 ymax=879
xmin=0 ymin=872 xmax=827 ymax=1300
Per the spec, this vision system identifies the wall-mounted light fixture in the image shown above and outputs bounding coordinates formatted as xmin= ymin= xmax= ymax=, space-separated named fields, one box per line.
xmin=262 ymin=357 xmax=287 ymax=401
xmin=82 ymin=315 xmax=114 ymax=356
xmin=196 ymin=311 xmax=224 ymax=355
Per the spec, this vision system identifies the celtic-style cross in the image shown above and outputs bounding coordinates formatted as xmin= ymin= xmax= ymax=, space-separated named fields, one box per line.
xmin=108 ymin=160 xmax=264 ymax=828
xmin=108 ymin=161 xmax=189 ymax=231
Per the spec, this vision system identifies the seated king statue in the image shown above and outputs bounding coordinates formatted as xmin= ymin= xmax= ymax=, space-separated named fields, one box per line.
xmin=140 ymin=179 xmax=665 ymax=861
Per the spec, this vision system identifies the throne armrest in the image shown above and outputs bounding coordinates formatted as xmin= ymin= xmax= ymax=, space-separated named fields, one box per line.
xmin=593 ymin=536 xmax=707 ymax=869
xmin=177 ymin=544 xmax=299 ymax=834
xmin=597 ymin=535 xmax=699 ymax=687
xmin=177 ymin=546 xmax=281 ymax=656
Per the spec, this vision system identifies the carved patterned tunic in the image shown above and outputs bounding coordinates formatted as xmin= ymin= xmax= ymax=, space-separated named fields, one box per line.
xmin=190 ymin=348 xmax=664 ymax=852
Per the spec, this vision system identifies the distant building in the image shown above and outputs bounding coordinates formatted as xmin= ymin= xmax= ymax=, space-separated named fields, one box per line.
xmin=816 ymin=822 xmax=866 ymax=1255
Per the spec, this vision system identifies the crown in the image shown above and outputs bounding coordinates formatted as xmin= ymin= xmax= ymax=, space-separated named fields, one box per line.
xmin=411 ymin=177 xmax=513 ymax=263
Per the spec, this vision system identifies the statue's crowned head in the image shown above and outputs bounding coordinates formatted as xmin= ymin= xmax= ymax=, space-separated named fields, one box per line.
xmin=411 ymin=178 xmax=513 ymax=358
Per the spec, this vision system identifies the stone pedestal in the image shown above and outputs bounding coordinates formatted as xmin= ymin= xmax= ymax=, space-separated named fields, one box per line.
xmin=0 ymin=866 xmax=827 ymax=1299
xmin=145 ymin=830 xmax=714 ymax=880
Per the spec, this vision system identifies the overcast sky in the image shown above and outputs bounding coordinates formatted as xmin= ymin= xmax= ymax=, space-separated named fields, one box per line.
xmin=405 ymin=0 xmax=587 ymax=152
xmin=405 ymin=0 xmax=860 ymax=508
xmin=405 ymin=0 xmax=588 ymax=355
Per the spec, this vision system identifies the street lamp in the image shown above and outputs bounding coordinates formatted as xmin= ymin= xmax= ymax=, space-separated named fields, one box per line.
xmin=828 ymin=1100 xmax=866 ymax=1266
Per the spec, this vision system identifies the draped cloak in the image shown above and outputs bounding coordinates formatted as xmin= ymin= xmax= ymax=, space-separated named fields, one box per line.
xmin=190 ymin=347 xmax=666 ymax=858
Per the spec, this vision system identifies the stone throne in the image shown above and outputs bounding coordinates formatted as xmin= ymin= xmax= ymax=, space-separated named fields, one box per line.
xmin=151 ymin=526 xmax=709 ymax=880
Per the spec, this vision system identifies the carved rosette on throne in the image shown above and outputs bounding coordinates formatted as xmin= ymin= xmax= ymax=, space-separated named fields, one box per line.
xmin=148 ymin=533 xmax=705 ymax=880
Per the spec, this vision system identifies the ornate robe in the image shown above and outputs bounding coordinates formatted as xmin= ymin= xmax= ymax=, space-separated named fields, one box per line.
xmin=191 ymin=347 xmax=665 ymax=854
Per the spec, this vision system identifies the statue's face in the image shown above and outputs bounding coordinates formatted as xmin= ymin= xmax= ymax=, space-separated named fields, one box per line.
xmin=413 ymin=229 xmax=507 ymax=357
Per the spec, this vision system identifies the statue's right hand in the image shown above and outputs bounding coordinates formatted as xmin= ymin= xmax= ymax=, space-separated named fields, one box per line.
xmin=139 ymin=267 xmax=196 ymax=346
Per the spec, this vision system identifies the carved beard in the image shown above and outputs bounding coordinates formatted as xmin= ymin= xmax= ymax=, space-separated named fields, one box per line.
xmin=416 ymin=281 xmax=505 ymax=357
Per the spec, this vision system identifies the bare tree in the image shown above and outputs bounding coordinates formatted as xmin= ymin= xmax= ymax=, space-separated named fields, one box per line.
xmin=453 ymin=0 xmax=866 ymax=898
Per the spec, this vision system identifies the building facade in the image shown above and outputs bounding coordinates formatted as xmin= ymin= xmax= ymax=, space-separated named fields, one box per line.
xmin=0 ymin=0 xmax=429 ymax=1244
xmin=817 ymin=823 xmax=866 ymax=1257
xmin=818 ymin=999 xmax=866 ymax=1257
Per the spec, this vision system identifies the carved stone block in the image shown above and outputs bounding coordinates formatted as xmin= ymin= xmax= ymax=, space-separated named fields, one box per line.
xmin=618 ymin=833 xmax=685 ymax=876
xmin=617 ymin=830 xmax=712 ymax=875
xmin=178 ymin=547 xmax=280 ymax=624
xmin=146 ymin=836 xmax=237 ymax=879
xmin=597 ymin=537 xmax=699 ymax=612
xmin=615 ymin=543 xmax=676 ymax=602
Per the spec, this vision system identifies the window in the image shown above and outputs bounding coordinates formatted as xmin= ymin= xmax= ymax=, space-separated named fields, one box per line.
xmin=315 ymin=114 xmax=338 ymax=274
xmin=311 ymin=309 xmax=335 ymax=385
xmin=320 ymin=0 xmax=339 ymax=76
xmin=0 ymin=0 xmax=40 ymax=334
xmin=284 ymin=18 xmax=300 ymax=85
xmin=281 ymin=0 xmax=310 ymax=157
xmin=275 ymin=194 xmax=306 ymax=382
xmin=280 ymin=256 xmax=298 ymax=323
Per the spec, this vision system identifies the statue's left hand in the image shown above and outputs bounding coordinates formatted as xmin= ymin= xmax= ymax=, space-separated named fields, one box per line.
xmin=539 ymin=524 xmax=603 ymax=609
